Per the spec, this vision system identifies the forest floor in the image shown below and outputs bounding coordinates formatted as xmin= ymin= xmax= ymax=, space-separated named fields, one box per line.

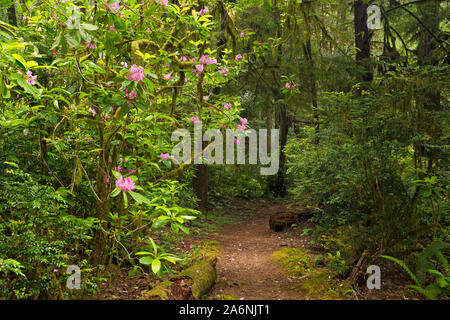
xmin=98 ymin=198 xmax=417 ymax=300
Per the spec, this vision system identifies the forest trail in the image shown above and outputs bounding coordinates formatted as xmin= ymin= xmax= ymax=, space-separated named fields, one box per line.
xmin=206 ymin=200 xmax=311 ymax=300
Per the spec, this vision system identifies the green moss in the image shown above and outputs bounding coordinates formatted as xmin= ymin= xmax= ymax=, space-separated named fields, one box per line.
xmin=298 ymin=271 xmax=354 ymax=300
xmin=271 ymin=248 xmax=312 ymax=276
xmin=216 ymin=294 xmax=238 ymax=300
xmin=140 ymin=280 xmax=173 ymax=300
xmin=179 ymin=258 xmax=217 ymax=299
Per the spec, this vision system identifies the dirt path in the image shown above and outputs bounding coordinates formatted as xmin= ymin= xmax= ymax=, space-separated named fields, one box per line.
xmin=206 ymin=200 xmax=310 ymax=300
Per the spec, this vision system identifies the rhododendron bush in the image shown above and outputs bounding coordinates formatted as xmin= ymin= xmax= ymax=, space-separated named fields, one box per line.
xmin=0 ymin=0 xmax=252 ymax=298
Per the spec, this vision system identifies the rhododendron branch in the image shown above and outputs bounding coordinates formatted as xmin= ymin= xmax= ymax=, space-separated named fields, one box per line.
xmin=74 ymin=56 xmax=105 ymax=89
xmin=78 ymin=156 xmax=101 ymax=201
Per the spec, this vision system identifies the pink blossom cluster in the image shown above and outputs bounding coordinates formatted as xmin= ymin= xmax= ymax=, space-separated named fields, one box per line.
xmin=160 ymin=153 xmax=170 ymax=160
xmin=127 ymin=65 xmax=145 ymax=82
xmin=124 ymin=89 xmax=137 ymax=104
xmin=101 ymin=112 xmax=110 ymax=121
xmin=199 ymin=55 xmax=217 ymax=65
xmin=84 ymin=41 xmax=96 ymax=49
xmin=192 ymin=64 xmax=204 ymax=77
xmin=157 ymin=0 xmax=168 ymax=6
xmin=88 ymin=108 xmax=96 ymax=116
xmin=218 ymin=67 xmax=228 ymax=77
xmin=197 ymin=7 xmax=209 ymax=15
xmin=223 ymin=103 xmax=231 ymax=109
xmin=115 ymin=176 xmax=135 ymax=192
xmin=235 ymin=54 xmax=243 ymax=61
xmin=24 ymin=70 xmax=37 ymax=86
xmin=285 ymin=82 xmax=295 ymax=89
xmin=190 ymin=116 xmax=200 ymax=123
xmin=106 ymin=2 xmax=123 ymax=17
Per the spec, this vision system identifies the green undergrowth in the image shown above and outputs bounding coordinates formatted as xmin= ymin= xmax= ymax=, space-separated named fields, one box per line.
xmin=191 ymin=209 xmax=244 ymax=234
xmin=271 ymin=247 xmax=354 ymax=300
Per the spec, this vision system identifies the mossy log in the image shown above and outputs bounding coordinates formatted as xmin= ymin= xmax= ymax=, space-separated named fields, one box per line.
xmin=141 ymin=257 xmax=217 ymax=300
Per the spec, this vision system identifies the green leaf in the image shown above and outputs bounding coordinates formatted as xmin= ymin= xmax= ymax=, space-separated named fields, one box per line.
xmin=110 ymin=187 xmax=121 ymax=198
xmin=139 ymin=256 xmax=154 ymax=265
xmin=178 ymin=223 xmax=189 ymax=234
xmin=81 ymin=23 xmax=98 ymax=31
xmin=128 ymin=191 xmax=151 ymax=204
xmin=381 ymin=255 xmax=419 ymax=285
xmin=123 ymin=192 xmax=128 ymax=208
xmin=151 ymin=259 xmax=161 ymax=274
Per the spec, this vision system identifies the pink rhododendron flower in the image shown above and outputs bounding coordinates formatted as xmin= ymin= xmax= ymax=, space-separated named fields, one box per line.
xmin=164 ymin=74 xmax=171 ymax=80
xmin=258 ymin=41 xmax=263 ymax=45
xmin=121 ymin=61 xmax=128 ymax=68
xmin=224 ymin=103 xmax=231 ymax=109
xmin=190 ymin=116 xmax=200 ymax=123
xmin=199 ymin=55 xmax=217 ymax=65
xmin=184 ymin=78 xmax=189 ymax=83
xmin=218 ymin=67 xmax=228 ymax=77
xmin=109 ymin=25 xmax=116 ymax=30
xmin=124 ymin=89 xmax=137 ymax=103
xmin=234 ymin=138 xmax=239 ymax=144
xmin=285 ymin=82 xmax=291 ymax=89
xmin=24 ymin=70 xmax=37 ymax=86
xmin=195 ymin=64 xmax=204 ymax=73
xmin=240 ymin=118 xmax=248 ymax=125
xmin=189 ymin=58 xmax=196 ymax=62
xmin=84 ymin=41 xmax=96 ymax=49
xmin=88 ymin=107 xmax=96 ymax=116
xmin=197 ymin=7 xmax=209 ymax=15
xmin=108 ymin=2 xmax=120 ymax=14
xmin=157 ymin=0 xmax=168 ymax=6
xmin=235 ymin=54 xmax=243 ymax=61
xmin=203 ymin=95 xmax=209 ymax=100
xmin=113 ymin=166 xmax=122 ymax=172
xmin=102 ymin=113 xmax=110 ymax=121
xmin=115 ymin=176 xmax=135 ymax=192
xmin=219 ymin=123 xmax=226 ymax=128
xmin=160 ymin=153 xmax=170 ymax=160
xmin=240 ymin=32 xmax=245 ymax=38
xmin=179 ymin=56 xmax=188 ymax=61
xmin=127 ymin=65 xmax=145 ymax=82
xmin=237 ymin=124 xmax=246 ymax=130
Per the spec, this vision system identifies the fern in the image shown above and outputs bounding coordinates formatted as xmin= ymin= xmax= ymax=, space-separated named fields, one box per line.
xmin=381 ymin=241 xmax=450 ymax=300
xmin=380 ymin=255 xmax=420 ymax=285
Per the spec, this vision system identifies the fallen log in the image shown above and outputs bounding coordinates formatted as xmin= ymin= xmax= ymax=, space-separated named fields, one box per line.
xmin=141 ymin=257 xmax=217 ymax=300
xmin=269 ymin=207 xmax=313 ymax=232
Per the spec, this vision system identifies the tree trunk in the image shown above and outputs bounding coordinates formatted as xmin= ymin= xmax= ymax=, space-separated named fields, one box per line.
xmin=354 ymin=0 xmax=373 ymax=81
xmin=7 ymin=4 xmax=17 ymax=26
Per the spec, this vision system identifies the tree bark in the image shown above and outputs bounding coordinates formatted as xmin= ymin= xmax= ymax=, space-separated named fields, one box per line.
xmin=354 ymin=0 xmax=373 ymax=81
xmin=7 ymin=4 xmax=17 ymax=27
